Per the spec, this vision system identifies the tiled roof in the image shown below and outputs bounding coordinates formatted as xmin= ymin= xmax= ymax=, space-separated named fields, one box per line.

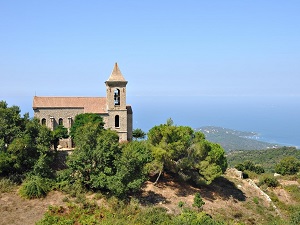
xmin=107 ymin=62 xmax=126 ymax=82
xmin=33 ymin=96 xmax=107 ymax=113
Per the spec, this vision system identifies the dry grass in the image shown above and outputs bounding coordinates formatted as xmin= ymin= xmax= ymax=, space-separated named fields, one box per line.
xmin=0 ymin=170 xmax=298 ymax=225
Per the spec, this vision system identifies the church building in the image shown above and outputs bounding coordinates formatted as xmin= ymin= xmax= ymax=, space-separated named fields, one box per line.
xmin=32 ymin=63 xmax=133 ymax=146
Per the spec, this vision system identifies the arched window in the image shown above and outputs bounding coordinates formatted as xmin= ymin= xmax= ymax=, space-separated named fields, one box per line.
xmin=114 ymin=88 xmax=120 ymax=106
xmin=41 ymin=118 xmax=46 ymax=125
xmin=58 ymin=118 xmax=63 ymax=126
xmin=115 ymin=115 xmax=120 ymax=128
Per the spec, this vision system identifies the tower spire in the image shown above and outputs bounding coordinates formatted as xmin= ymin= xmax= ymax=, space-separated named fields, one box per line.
xmin=107 ymin=62 xmax=126 ymax=81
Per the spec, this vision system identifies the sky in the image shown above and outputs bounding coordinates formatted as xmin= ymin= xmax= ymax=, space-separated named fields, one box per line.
xmin=1 ymin=1 xmax=300 ymax=128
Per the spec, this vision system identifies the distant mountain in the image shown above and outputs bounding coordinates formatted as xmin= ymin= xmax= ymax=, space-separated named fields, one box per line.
xmin=196 ymin=126 xmax=279 ymax=152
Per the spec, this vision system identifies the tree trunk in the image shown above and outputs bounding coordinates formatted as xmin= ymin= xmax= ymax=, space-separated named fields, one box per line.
xmin=154 ymin=170 xmax=162 ymax=185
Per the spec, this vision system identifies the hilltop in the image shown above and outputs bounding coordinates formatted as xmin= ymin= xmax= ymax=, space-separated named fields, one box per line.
xmin=196 ymin=126 xmax=279 ymax=151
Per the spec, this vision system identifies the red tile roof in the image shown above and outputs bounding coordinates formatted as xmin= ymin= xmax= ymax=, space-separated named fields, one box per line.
xmin=33 ymin=96 xmax=107 ymax=113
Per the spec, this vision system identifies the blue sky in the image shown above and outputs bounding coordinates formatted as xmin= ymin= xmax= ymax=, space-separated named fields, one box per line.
xmin=1 ymin=0 xmax=300 ymax=116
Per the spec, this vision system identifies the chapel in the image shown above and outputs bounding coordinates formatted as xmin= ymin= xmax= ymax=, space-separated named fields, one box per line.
xmin=32 ymin=63 xmax=133 ymax=147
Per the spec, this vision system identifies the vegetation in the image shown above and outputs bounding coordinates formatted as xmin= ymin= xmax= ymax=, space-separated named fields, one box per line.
xmin=0 ymin=101 xmax=54 ymax=180
xmin=69 ymin=113 xmax=104 ymax=138
xmin=193 ymin=193 xmax=205 ymax=210
xmin=258 ymin=174 xmax=279 ymax=187
xmin=235 ymin=160 xmax=265 ymax=176
xmin=36 ymin=199 xmax=224 ymax=225
xmin=60 ymin=122 xmax=153 ymax=197
xmin=132 ymin=128 xmax=146 ymax=140
xmin=227 ymin=147 xmax=300 ymax=172
xmin=148 ymin=119 xmax=227 ymax=185
xmin=275 ymin=156 xmax=300 ymax=175
xmin=3 ymin=100 xmax=300 ymax=224
xmin=52 ymin=125 xmax=68 ymax=149
xmin=19 ymin=175 xmax=53 ymax=199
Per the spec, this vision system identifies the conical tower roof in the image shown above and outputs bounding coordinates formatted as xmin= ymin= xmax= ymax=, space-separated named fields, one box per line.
xmin=107 ymin=63 xmax=126 ymax=82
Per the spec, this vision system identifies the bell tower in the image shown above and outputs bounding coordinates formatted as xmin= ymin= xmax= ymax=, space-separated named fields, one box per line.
xmin=105 ymin=63 xmax=131 ymax=141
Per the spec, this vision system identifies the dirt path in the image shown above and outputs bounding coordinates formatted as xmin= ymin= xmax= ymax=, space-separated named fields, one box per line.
xmin=0 ymin=190 xmax=67 ymax=225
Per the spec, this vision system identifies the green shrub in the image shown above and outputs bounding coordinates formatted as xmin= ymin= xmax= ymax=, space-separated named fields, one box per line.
xmin=19 ymin=175 xmax=52 ymax=199
xmin=193 ymin=193 xmax=205 ymax=209
xmin=178 ymin=201 xmax=185 ymax=208
xmin=258 ymin=175 xmax=279 ymax=188
xmin=275 ymin=157 xmax=300 ymax=175
xmin=174 ymin=210 xmax=223 ymax=225
xmin=235 ymin=161 xmax=265 ymax=174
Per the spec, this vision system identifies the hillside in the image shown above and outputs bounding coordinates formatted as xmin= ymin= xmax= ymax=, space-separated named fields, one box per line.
xmin=1 ymin=170 xmax=299 ymax=224
xmin=227 ymin=146 xmax=300 ymax=172
xmin=196 ymin=126 xmax=279 ymax=151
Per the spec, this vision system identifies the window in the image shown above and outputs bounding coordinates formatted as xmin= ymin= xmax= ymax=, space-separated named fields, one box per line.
xmin=114 ymin=88 xmax=120 ymax=106
xmin=58 ymin=118 xmax=63 ymax=126
xmin=115 ymin=115 xmax=120 ymax=128
xmin=41 ymin=118 xmax=46 ymax=125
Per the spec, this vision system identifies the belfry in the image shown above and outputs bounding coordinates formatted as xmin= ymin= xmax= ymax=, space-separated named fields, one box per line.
xmin=33 ymin=63 xmax=133 ymax=147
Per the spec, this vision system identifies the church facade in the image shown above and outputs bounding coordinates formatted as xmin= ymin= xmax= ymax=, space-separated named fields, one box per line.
xmin=32 ymin=63 xmax=133 ymax=146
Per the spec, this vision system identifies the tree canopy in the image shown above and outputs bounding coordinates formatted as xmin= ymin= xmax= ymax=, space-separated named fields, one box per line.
xmin=66 ymin=123 xmax=152 ymax=197
xmin=275 ymin=156 xmax=300 ymax=175
xmin=69 ymin=113 xmax=104 ymax=139
xmin=0 ymin=101 xmax=54 ymax=179
xmin=132 ymin=128 xmax=146 ymax=140
xmin=148 ymin=120 xmax=227 ymax=185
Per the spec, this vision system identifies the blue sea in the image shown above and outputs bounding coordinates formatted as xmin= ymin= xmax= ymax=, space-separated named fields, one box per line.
xmin=5 ymin=95 xmax=300 ymax=148
xmin=129 ymin=95 xmax=300 ymax=148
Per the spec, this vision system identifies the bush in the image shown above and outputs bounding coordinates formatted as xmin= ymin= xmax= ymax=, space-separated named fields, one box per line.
xmin=193 ymin=193 xmax=205 ymax=209
xmin=275 ymin=157 xmax=300 ymax=175
xmin=258 ymin=175 xmax=279 ymax=188
xmin=19 ymin=175 xmax=53 ymax=199
xmin=235 ymin=161 xmax=265 ymax=174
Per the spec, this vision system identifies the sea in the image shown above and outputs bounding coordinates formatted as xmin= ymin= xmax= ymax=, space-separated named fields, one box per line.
xmin=130 ymin=95 xmax=300 ymax=148
xmin=5 ymin=95 xmax=300 ymax=149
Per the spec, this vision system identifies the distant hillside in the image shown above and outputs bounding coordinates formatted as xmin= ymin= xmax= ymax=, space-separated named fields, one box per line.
xmin=196 ymin=126 xmax=278 ymax=151
xmin=227 ymin=146 xmax=300 ymax=172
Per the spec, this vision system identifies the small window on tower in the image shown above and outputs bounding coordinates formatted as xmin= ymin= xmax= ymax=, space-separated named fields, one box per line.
xmin=41 ymin=118 xmax=46 ymax=125
xmin=115 ymin=115 xmax=120 ymax=128
xmin=114 ymin=88 xmax=120 ymax=106
xmin=59 ymin=118 xmax=63 ymax=126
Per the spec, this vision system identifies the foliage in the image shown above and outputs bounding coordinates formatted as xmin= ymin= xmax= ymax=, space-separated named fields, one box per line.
xmin=275 ymin=156 xmax=300 ymax=175
xmin=0 ymin=101 xmax=28 ymax=146
xmin=0 ymin=100 xmax=55 ymax=195
xmin=37 ymin=199 xmax=224 ymax=225
xmin=132 ymin=128 xmax=146 ymax=140
xmin=19 ymin=175 xmax=53 ymax=199
xmin=148 ymin=120 xmax=227 ymax=185
xmin=258 ymin=174 xmax=279 ymax=188
xmin=235 ymin=160 xmax=265 ymax=174
xmin=227 ymin=147 xmax=300 ymax=173
xmin=106 ymin=141 xmax=153 ymax=196
xmin=69 ymin=113 xmax=104 ymax=139
xmin=65 ymin=123 xmax=152 ymax=197
xmin=52 ymin=125 xmax=68 ymax=149
xmin=193 ymin=192 xmax=205 ymax=209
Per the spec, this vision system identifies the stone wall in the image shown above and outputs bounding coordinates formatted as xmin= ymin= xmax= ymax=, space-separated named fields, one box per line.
xmin=33 ymin=108 xmax=84 ymax=130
